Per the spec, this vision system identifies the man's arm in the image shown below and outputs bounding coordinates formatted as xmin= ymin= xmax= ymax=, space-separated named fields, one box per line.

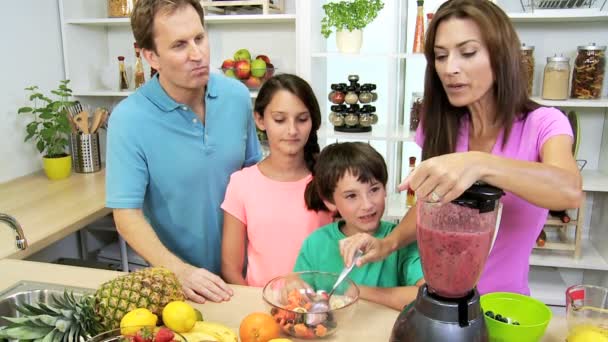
xmin=113 ymin=208 xmax=233 ymax=303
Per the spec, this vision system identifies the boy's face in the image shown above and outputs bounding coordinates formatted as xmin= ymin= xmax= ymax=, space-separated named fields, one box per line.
xmin=323 ymin=171 xmax=386 ymax=236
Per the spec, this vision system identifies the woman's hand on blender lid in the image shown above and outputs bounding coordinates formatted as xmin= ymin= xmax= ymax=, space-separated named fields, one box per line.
xmin=399 ymin=152 xmax=485 ymax=204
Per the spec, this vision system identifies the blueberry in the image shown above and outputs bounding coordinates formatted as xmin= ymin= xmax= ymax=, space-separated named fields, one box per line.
xmin=495 ymin=314 xmax=503 ymax=321
xmin=513 ymin=321 xmax=520 ymax=325
xmin=485 ymin=311 xmax=494 ymax=318
xmin=500 ymin=317 xmax=509 ymax=323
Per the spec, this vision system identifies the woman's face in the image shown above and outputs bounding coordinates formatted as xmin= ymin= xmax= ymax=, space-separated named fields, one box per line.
xmin=433 ymin=17 xmax=495 ymax=108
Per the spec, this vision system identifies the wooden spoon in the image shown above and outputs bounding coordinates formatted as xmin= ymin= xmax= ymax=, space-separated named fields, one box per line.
xmin=73 ymin=111 xmax=90 ymax=134
xmin=90 ymin=108 xmax=106 ymax=133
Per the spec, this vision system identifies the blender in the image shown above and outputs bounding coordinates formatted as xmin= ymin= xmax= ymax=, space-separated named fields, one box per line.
xmin=391 ymin=183 xmax=504 ymax=342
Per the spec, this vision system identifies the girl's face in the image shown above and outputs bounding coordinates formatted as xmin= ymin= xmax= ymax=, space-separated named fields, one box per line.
xmin=255 ymin=89 xmax=312 ymax=157
xmin=433 ymin=17 xmax=495 ymax=108
xmin=323 ymin=171 xmax=386 ymax=236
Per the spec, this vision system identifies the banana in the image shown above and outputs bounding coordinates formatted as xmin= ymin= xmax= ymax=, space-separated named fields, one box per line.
xmin=180 ymin=331 xmax=219 ymax=342
xmin=190 ymin=321 xmax=238 ymax=342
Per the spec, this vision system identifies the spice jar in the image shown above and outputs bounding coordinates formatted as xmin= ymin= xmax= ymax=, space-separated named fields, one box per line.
xmin=359 ymin=84 xmax=373 ymax=103
xmin=521 ymin=44 xmax=535 ymax=96
xmin=344 ymin=107 xmax=359 ymax=127
xmin=409 ymin=92 xmax=423 ymax=131
xmin=571 ymin=43 xmax=606 ymax=99
xmin=108 ymin=0 xmax=136 ymax=18
xmin=117 ymin=56 xmax=129 ymax=91
xmin=542 ymin=55 xmax=570 ymax=100
xmin=344 ymin=86 xmax=359 ymax=105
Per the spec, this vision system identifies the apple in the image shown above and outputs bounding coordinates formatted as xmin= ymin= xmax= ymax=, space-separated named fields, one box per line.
xmin=255 ymin=55 xmax=271 ymax=64
xmin=233 ymin=48 xmax=251 ymax=61
xmin=250 ymin=59 xmax=267 ymax=78
xmin=221 ymin=59 xmax=235 ymax=69
xmin=234 ymin=60 xmax=251 ymax=80
xmin=245 ymin=76 xmax=262 ymax=89
xmin=224 ymin=69 xmax=236 ymax=79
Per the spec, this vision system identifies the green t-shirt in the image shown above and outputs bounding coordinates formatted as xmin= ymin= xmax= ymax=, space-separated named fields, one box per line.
xmin=293 ymin=221 xmax=423 ymax=287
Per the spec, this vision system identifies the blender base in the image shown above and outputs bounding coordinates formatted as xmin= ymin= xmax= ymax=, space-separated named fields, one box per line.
xmin=390 ymin=285 xmax=488 ymax=342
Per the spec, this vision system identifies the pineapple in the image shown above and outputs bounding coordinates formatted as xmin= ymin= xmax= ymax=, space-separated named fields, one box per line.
xmin=0 ymin=267 xmax=184 ymax=341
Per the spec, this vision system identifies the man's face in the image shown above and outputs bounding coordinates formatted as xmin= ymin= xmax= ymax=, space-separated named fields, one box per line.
xmin=145 ymin=5 xmax=210 ymax=92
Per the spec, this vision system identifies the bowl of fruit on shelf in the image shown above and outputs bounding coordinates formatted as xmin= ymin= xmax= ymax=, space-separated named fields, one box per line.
xmin=262 ymin=271 xmax=359 ymax=339
xmin=220 ymin=49 xmax=276 ymax=89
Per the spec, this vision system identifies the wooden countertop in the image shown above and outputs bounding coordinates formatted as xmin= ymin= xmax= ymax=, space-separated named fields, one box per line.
xmin=0 ymin=260 xmax=568 ymax=341
xmin=0 ymin=170 xmax=110 ymax=260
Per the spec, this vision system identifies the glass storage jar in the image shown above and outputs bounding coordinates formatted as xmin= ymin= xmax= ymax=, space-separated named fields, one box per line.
xmin=542 ymin=55 xmax=570 ymax=100
xmin=521 ymin=44 xmax=535 ymax=96
xmin=571 ymin=43 xmax=606 ymax=99
xmin=108 ymin=0 xmax=136 ymax=18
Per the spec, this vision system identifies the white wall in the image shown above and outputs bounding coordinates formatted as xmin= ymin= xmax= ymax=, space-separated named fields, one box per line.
xmin=0 ymin=1 xmax=65 ymax=183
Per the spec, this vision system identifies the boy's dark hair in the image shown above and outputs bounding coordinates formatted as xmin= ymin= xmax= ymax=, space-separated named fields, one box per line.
xmin=305 ymin=142 xmax=388 ymax=211
xmin=254 ymin=74 xmax=321 ymax=173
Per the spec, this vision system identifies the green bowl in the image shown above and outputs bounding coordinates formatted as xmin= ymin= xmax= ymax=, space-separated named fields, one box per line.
xmin=480 ymin=292 xmax=552 ymax=342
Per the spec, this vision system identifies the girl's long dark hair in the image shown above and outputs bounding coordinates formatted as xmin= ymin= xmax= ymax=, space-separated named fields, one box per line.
xmin=421 ymin=0 xmax=539 ymax=160
xmin=254 ymin=74 xmax=321 ymax=173
xmin=304 ymin=142 xmax=388 ymax=212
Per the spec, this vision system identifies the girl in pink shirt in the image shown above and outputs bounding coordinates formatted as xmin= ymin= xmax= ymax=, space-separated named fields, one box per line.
xmin=221 ymin=74 xmax=332 ymax=287
xmin=339 ymin=0 xmax=582 ymax=296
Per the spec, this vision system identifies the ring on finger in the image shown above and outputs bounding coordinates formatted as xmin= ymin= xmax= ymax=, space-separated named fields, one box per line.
xmin=430 ymin=191 xmax=441 ymax=202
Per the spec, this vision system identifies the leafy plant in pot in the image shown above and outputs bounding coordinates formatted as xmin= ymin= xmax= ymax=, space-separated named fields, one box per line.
xmin=17 ymin=80 xmax=75 ymax=180
xmin=320 ymin=0 xmax=384 ymax=54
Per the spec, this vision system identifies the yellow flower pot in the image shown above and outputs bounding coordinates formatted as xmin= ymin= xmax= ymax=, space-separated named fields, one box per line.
xmin=42 ymin=155 xmax=72 ymax=180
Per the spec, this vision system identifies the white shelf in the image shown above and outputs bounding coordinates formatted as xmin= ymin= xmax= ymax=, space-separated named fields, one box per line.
xmin=529 ymin=267 xmax=567 ymax=306
xmin=530 ymin=239 xmax=608 ymax=270
xmin=508 ymin=10 xmax=608 ymax=23
xmin=318 ymin=125 xmax=415 ymax=142
xmin=385 ymin=192 xmax=409 ymax=220
xmin=581 ymin=169 xmax=608 ymax=192
xmin=73 ymin=89 xmax=258 ymax=98
xmin=311 ymin=52 xmax=411 ymax=59
xmin=531 ymin=96 xmax=608 ymax=108
xmin=65 ymin=14 xmax=296 ymax=26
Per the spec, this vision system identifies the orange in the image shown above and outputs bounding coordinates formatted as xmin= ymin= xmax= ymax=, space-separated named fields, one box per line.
xmin=239 ymin=312 xmax=281 ymax=342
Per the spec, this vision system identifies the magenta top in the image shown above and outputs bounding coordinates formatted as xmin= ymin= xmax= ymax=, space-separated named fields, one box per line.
xmin=415 ymin=106 xmax=573 ymax=295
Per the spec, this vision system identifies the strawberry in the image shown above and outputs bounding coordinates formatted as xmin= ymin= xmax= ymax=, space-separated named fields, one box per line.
xmin=154 ymin=327 xmax=175 ymax=342
xmin=133 ymin=327 xmax=153 ymax=342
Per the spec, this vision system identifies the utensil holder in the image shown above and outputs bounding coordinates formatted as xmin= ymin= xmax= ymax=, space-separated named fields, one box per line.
xmin=70 ymin=133 xmax=101 ymax=173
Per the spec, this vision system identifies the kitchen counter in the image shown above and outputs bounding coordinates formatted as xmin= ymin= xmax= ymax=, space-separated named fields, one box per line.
xmin=0 ymin=259 xmax=568 ymax=341
xmin=0 ymin=170 xmax=110 ymax=260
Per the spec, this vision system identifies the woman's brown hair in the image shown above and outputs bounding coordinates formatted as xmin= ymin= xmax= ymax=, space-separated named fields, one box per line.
xmin=304 ymin=142 xmax=388 ymax=212
xmin=421 ymin=0 xmax=538 ymax=160
xmin=131 ymin=0 xmax=206 ymax=53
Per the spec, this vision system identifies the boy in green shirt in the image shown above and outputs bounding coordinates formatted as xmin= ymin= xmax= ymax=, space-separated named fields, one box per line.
xmin=296 ymin=142 xmax=424 ymax=310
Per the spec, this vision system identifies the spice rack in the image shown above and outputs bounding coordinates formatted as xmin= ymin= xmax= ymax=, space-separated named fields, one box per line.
xmin=201 ymin=0 xmax=284 ymax=14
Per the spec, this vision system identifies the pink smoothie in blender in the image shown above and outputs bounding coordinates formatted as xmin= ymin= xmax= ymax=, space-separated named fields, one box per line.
xmin=417 ymin=187 xmax=501 ymax=298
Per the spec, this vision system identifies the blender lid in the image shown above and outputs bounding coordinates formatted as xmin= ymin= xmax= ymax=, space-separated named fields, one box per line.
xmin=452 ymin=182 xmax=504 ymax=213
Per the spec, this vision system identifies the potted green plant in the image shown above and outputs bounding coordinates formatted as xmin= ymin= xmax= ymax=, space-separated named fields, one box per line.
xmin=17 ymin=80 xmax=75 ymax=180
xmin=320 ymin=0 xmax=384 ymax=53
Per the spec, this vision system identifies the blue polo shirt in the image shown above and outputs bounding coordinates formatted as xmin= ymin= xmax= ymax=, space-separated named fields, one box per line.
xmin=106 ymin=73 xmax=262 ymax=273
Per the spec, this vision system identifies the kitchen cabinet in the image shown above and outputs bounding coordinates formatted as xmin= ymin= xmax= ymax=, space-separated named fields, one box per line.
xmin=298 ymin=0 xmax=608 ymax=306
xmin=58 ymin=0 xmax=297 ymax=103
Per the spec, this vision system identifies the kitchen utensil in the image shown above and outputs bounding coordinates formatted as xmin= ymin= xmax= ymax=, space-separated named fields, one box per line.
xmin=90 ymin=108 xmax=107 ymax=133
xmin=391 ymin=183 xmax=505 ymax=342
xmin=480 ymin=292 xmax=552 ymax=342
xmin=262 ymin=271 xmax=360 ymax=339
xmin=65 ymin=111 xmax=78 ymax=133
xmin=73 ymin=111 xmax=90 ymax=134
xmin=329 ymin=249 xmax=363 ymax=298
xmin=566 ymin=284 xmax=608 ymax=340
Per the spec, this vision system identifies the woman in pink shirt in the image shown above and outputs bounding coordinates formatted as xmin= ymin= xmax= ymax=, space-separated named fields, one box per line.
xmin=221 ymin=74 xmax=332 ymax=287
xmin=340 ymin=0 xmax=582 ymax=295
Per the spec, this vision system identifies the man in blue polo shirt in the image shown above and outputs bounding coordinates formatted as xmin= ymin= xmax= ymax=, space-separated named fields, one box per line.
xmin=106 ymin=0 xmax=261 ymax=303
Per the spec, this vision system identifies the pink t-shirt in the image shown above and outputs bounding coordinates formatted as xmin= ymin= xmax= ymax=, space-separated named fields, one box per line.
xmin=415 ymin=107 xmax=573 ymax=295
xmin=221 ymin=165 xmax=333 ymax=287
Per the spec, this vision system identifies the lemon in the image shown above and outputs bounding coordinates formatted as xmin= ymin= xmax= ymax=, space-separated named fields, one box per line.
xmin=120 ymin=308 xmax=158 ymax=335
xmin=567 ymin=325 xmax=608 ymax=342
xmin=162 ymin=301 xmax=197 ymax=333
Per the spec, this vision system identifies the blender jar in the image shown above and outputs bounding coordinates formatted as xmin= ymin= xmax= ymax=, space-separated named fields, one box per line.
xmin=417 ymin=183 xmax=504 ymax=298
xmin=566 ymin=284 xmax=608 ymax=340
